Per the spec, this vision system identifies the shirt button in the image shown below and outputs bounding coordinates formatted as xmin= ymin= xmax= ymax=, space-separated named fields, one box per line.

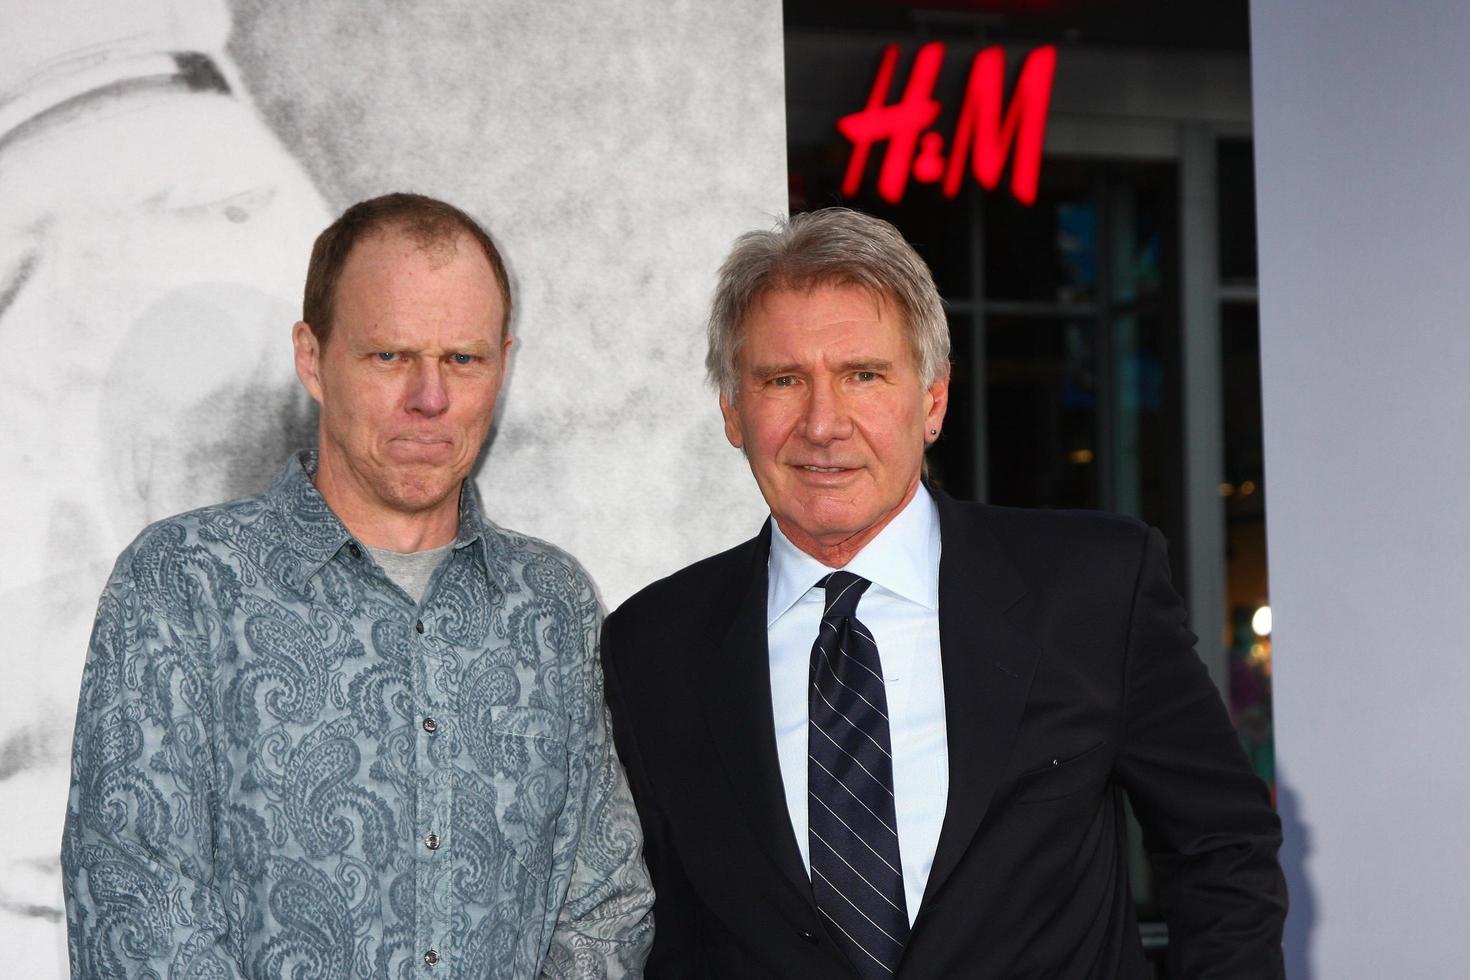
xmin=422 ymin=717 xmax=438 ymax=734
xmin=424 ymin=948 xmax=439 ymax=966
xmin=425 ymin=833 xmax=440 ymax=850
xmin=415 ymin=620 xmax=425 ymax=634
xmin=348 ymin=543 xmax=361 ymax=559
xmin=798 ymin=928 xmax=818 ymax=944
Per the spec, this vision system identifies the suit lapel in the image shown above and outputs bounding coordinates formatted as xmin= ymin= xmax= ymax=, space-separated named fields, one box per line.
xmin=698 ymin=523 xmax=816 ymax=908
xmin=917 ymin=491 xmax=1042 ymax=914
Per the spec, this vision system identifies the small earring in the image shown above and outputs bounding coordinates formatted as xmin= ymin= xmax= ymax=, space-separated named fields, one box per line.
xmin=929 ymin=429 xmax=938 ymax=436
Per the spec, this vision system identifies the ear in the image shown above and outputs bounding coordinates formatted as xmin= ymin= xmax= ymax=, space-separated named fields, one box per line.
xmin=718 ymin=391 xmax=745 ymax=450
xmin=922 ymin=363 xmax=951 ymax=445
xmin=292 ymin=321 xmax=325 ymax=404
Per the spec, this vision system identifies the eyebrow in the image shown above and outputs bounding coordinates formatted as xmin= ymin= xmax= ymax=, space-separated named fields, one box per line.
xmin=355 ymin=336 xmax=497 ymax=355
xmin=747 ymin=361 xmax=803 ymax=379
xmin=748 ymin=358 xmax=895 ymax=377
xmin=838 ymin=358 xmax=895 ymax=373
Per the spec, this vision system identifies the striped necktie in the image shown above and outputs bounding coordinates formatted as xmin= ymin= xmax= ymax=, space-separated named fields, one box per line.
xmin=808 ymin=570 xmax=908 ymax=978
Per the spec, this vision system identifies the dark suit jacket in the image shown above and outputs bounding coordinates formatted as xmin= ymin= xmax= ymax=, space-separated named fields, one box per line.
xmin=601 ymin=490 xmax=1286 ymax=979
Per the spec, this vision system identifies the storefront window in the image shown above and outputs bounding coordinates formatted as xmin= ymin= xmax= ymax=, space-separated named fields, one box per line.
xmin=785 ymin=9 xmax=1267 ymax=971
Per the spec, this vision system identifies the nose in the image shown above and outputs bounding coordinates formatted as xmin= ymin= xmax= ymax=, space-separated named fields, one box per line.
xmin=405 ymin=359 xmax=449 ymax=417
xmin=798 ymin=377 xmax=852 ymax=445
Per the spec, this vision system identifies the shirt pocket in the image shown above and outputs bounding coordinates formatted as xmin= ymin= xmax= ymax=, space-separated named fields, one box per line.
xmin=1013 ymin=739 xmax=1112 ymax=804
xmin=480 ymin=705 xmax=570 ymax=881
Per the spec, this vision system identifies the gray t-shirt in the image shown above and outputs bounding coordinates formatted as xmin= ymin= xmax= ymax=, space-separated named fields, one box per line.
xmin=366 ymin=541 xmax=454 ymax=605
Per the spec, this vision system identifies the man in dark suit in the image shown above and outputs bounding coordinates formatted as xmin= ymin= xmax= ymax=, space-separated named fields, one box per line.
xmin=601 ymin=208 xmax=1285 ymax=978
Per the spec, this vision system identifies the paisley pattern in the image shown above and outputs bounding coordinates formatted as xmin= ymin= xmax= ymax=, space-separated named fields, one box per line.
xmin=62 ymin=452 xmax=653 ymax=979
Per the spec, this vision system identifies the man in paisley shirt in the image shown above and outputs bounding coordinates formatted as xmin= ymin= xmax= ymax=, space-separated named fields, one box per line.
xmin=61 ymin=193 xmax=655 ymax=978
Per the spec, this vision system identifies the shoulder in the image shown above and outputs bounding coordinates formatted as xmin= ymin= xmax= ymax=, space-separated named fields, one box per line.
xmin=479 ymin=519 xmax=600 ymax=612
xmin=936 ymin=493 xmax=1158 ymax=583
xmin=970 ymin=500 xmax=1149 ymax=548
xmin=106 ymin=493 xmax=272 ymax=617
xmin=124 ymin=491 xmax=274 ymax=556
xmin=606 ymin=533 xmax=763 ymax=639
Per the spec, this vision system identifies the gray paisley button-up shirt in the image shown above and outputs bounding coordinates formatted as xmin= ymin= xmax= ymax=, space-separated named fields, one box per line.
xmin=62 ymin=452 xmax=653 ymax=979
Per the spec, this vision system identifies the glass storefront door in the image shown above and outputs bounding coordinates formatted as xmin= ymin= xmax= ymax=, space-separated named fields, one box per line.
xmin=934 ymin=159 xmax=1185 ymax=562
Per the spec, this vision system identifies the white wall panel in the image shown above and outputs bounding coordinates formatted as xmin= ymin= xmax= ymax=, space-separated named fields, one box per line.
xmin=0 ymin=1 xmax=785 ymax=972
xmin=1251 ymin=2 xmax=1470 ymax=975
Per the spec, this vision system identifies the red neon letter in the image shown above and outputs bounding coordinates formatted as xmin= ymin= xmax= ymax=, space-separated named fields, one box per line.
xmin=836 ymin=43 xmax=945 ymax=204
xmin=942 ymin=45 xmax=1056 ymax=205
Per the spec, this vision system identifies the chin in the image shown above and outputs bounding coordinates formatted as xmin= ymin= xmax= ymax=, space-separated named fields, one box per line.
xmin=382 ymin=472 xmax=460 ymax=513
xmin=804 ymin=495 xmax=870 ymax=523
xmin=788 ymin=508 xmax=865 ymax=540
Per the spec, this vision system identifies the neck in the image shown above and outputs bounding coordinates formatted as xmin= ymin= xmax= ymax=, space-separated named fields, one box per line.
xmin=312 ymin=454 xmax=462 ymax=553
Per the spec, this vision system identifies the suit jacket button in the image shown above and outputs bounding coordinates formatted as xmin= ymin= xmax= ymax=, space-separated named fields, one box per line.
xmin=798 ymin=928 xmax=818 ymax=944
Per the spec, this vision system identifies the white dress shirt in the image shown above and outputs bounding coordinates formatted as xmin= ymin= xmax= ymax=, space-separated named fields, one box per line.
xmin=766 ymin=486 xmax=949 ymax=924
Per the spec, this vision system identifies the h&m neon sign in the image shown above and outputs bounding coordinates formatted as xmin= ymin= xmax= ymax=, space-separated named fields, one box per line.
xmin=838 ymin=43 xmax=1057 ymax=207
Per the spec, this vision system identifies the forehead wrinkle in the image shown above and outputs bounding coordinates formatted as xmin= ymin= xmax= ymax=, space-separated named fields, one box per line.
xmin=344 ymin=307 xmax=499 ymax=347
xmin=335 ymin=246 xmax=505 ymax=352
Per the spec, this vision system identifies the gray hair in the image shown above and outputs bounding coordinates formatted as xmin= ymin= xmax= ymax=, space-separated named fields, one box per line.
xmin=706 ymin=208 xmax=950 ymax=401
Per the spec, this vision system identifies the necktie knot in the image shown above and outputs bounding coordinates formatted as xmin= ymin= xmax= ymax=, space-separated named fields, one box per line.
xmin=820 ymin=570 xmax=870 ymax=621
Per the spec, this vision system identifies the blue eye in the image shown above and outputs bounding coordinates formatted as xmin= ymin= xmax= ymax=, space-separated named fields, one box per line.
xmin=772 ymin=376 xmax=796 ymax=387
xmin=377 ymin=352 xmax=397 ymax=362
xmin=855 ymin=371 xmax=878 ymax=382
xmin=452 ymin=353 xmax=475 ymax=365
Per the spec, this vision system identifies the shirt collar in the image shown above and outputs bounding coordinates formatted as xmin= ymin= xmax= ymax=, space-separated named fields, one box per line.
xmin=268 ymin=449 xmax=502 ymax=590
xmin=766 ymin=484 xmax=941 ymax=626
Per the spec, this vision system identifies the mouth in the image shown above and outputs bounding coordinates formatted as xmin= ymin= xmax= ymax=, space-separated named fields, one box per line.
xmin=387 ymin=437 xmax=455 ymax=462
xmin=792 ymin=463 xmax=859 ymax=479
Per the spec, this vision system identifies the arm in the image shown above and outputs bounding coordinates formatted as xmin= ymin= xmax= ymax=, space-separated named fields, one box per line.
xmin=1114 ymin=528 xmax=1287 ymax=979
xmin=541 ymin=598 xmax=655 ymax=979
xmin=599 ymin=611 xmax=704 ymax=979
xmin=61 ymin=562 xmax=246 ymax=979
